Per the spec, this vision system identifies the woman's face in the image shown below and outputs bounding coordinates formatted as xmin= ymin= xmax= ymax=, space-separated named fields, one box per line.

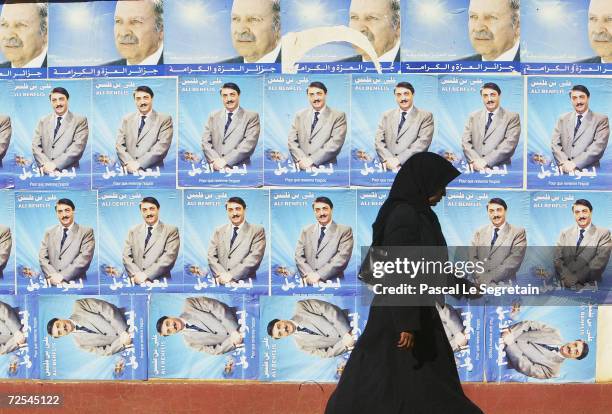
xmin=427 ymin=188 xmax=446 ymax=206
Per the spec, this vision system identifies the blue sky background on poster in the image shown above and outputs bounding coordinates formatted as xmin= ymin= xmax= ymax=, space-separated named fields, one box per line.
xmin=49 ymin=2 xmax=117 ymax=67
xmin=282 ymin=0 xmax=356 ymax=61
xmin=182 ymin=189 xmax=269 ymax=294
xmin=15 ymin=190 xmax=98 ymax=295
xmin=401 ymin=0 xmax=473 ymax=61
xmin=165 ymin=0 xmax=234 ymax=64
xmin=178 ymin=75 xmax=263 ymax=188
xmin=148 ymin=293 xmax=258 ymax=379
xmin=521 ymin=0 xmax=592 ymax=62
xmin=98 ymin=189 xmax=183 ymax=294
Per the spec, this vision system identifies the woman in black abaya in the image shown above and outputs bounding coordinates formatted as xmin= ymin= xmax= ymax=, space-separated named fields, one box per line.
xmin=325 ymin=152 xmax=483 ymax=414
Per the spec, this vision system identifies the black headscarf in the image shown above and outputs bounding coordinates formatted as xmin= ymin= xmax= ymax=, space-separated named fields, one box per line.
xmin=372 ymin=152 xmax=460 ymax=242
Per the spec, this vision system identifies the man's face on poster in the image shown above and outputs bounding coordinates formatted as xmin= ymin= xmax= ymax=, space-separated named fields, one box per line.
xmin=588 ymin=0 xmax=612 ymax=62
xmin=572 ymin=204 xmax=592 ymax=229
xmin=50 ymin=92 xmax=69 ymax=116
xmin=468 ymin=0 xmax=518 ymax=60
xmin=349 ymin=0 xmax=399 ymax=60
xmin=221 ymin=87 xmax=240 ymax=112
xmin=114 ymin=0 xmax=163 ymax=64
xmin=56 ymin=203 xmax=75 ymax=228
xmin=307 ymin=87 xmax=327 ymax=111
xmin=226 ymin=202 xmax=246 ymax=226
xmin=134 ymin=90 xmax=153 ymax=115
xmin=481 ymin=87 xmax=501 ymax=112
xmin=230 ymin=0 xmax=279 ymax=63
xmin=570 ymin=90 xmax=589 ymax=114
xmin=487 ymin=202 xmax=506 ymax=227
xmin=394 ymin=86 xmax=413 ymax=111
xmin=0 ymin=2 xmax=47 ymax=67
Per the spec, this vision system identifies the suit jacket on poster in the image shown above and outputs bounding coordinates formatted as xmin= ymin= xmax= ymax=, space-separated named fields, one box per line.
xmin=39 ymin=223 xmax=95 ymax=282
xmin=375 ymin=107 xmax=434 ymax=165
xmin=0 ymin=301 xmax=22 ymax=355
xmin=122 ymin=221 xmax=180 ymax=281
xmin=201 ymin=107 xmax=260 ymax=167
xmin=0 ymin=225 xmax=11 ymax=279
xmin=0 ymin=55 xmax=47 ymax=68
xmin=69 ymin=298 xmax=129 ymax=356
xmin=503 ymin=320 xmax=566 ymax=379
xmin=32 ymin=111 xmax=89 ymax=170
xmin=469 ymin=222 xmax=527 ymax=284
xmin=295 ymin=222 xmax=353 ymax=281
xmin=554 ymin=224 xmax=611 ymax=286
xmin=287 ymin=106 xmax=347 ymax=166
xmin=551 ymin=111 xmax=610 ymax=170
xmin=0 ymin=115 xmax=11 ymax=168
xmin=291 ymin=299 xmax=351 ymax=358
xmin=104 ymin=54 xmax=164 ymax=66
xmin=179 ymin=296 xmax=240 ymax=355
xmin=437 ymin=303 xmax=466 ymax=353
xmin=458 ymin=48 xmax=520 ymax=62
xmin=207 ymin=222 xmax=266 ymax=281
xmin=115 ymin=110 xmax=173 ymax=169
xmin=461 ymin=107 xmax=521 ymax=167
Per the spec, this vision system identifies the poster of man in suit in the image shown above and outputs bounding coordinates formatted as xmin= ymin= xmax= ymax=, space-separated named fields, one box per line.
xmin=148 ymin=293 xmax=257 ymax=379
xmin=92 ymin=78 xmax=176 ymax=189
xmin=15 ymin=190 xmax=98 ymax=294
xmin=179 ymin=76 xmax=263 ymax=187
xmin=260 ymin=295 xmax=367 ymax=382
xmin=40 ymin=294 xmax=147 ymax=380
xmin=12 ymin=80 xmax=92 ymax=190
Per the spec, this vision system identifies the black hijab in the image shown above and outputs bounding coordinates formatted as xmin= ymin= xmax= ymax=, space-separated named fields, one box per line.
xmin=372 ymin=152 xmax=460 ymax=242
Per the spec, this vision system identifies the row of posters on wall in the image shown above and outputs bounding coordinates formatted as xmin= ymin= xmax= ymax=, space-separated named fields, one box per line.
xmin=0 ymin=188 xmax=611 ymax=298
xmin=0 ymin=0 xmax=609 ymax=78
xmin=2 ymin=293 xmax=611 ymax=384
xmin=0 ymin=75 xmax=610 ymax=190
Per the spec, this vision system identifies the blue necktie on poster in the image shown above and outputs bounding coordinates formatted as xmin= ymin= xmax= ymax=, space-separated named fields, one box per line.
xmin=484 ymin=112 xmax=494 ymax=135
xmin=397 ymin=111 xmax=407 ymax=135
xmin=311 ymin=111 xmax=320 ymax=133
xmin=230 ymin=226 xmax=239 ymax=248
xmin=138 ymin=116 xmax=146 ymax=137
xmin=144 ymin=226 xmax=153 ymax=248
xmin=224 ymin=112 xmax=233 ymax=135
xmin=574 ymin=114 xmax=583 ymax=137
xmin=53 ymin=116 xmax=62 ymax=138
xmin=317 ymin=226 xmax=326 ymax=248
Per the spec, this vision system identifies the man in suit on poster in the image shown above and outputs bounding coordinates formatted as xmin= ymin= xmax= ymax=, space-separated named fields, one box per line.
xmin=461 ymin=82 xmax=521 ymax=171
xmin=220 ymin=0 xmax=281 ymax=64
xmin=207 ymin=196 xmax=266 ymax=284
xmin=38 ymin=198 xmax=95 ymax=286
xmin=288 ymin=81 xmax=347 ymax=169
xmin=0 ymin=115 xmax=11 ymax=168
xmin=338 ymin=0 xmax=401 ymax=63
xmin=551 ymin=85 xmax=610 ymax=173
xmin=578 ymin=0 xmax=611 ymax=63
xmin=201 ymin=82 xmax=260 ymax=170
xmin=375 ymin=81 xmax=434 ymax=172
xmin=554 ymin=199 xmax=611 ymax=288
xmin=156 ymin=296 xmax=244 ymax=355
xmin=32 ymin=87 xmax=89 ymax=174
xmin=295 ymin=196 xmax=353 ymax=285
xmin=501 ymin=320 xmax=589 ymax=379
xmin=115 ymin=85 xmax=173 ymax=173
xmin=122 ymin=196 xmax=180 ymax=284
xmin=0 ymin=224 xmax=11 ymax=279
xmin=460 ymin=0 xmax=521 ymax=62
xmin=105 ymin=0 xmax=164 ymax=66
xmin=0 ymin=300 xmax=25 ymax=355
xmin=267 ymin=298 xmax=355 ymax=358
xmin=47 ymin=298 xmax=132 ymax=356
xmin=469 ymin=197 xmax=526 ymax=285
xmin=0 ymin=2 xmax=48 ymax=68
